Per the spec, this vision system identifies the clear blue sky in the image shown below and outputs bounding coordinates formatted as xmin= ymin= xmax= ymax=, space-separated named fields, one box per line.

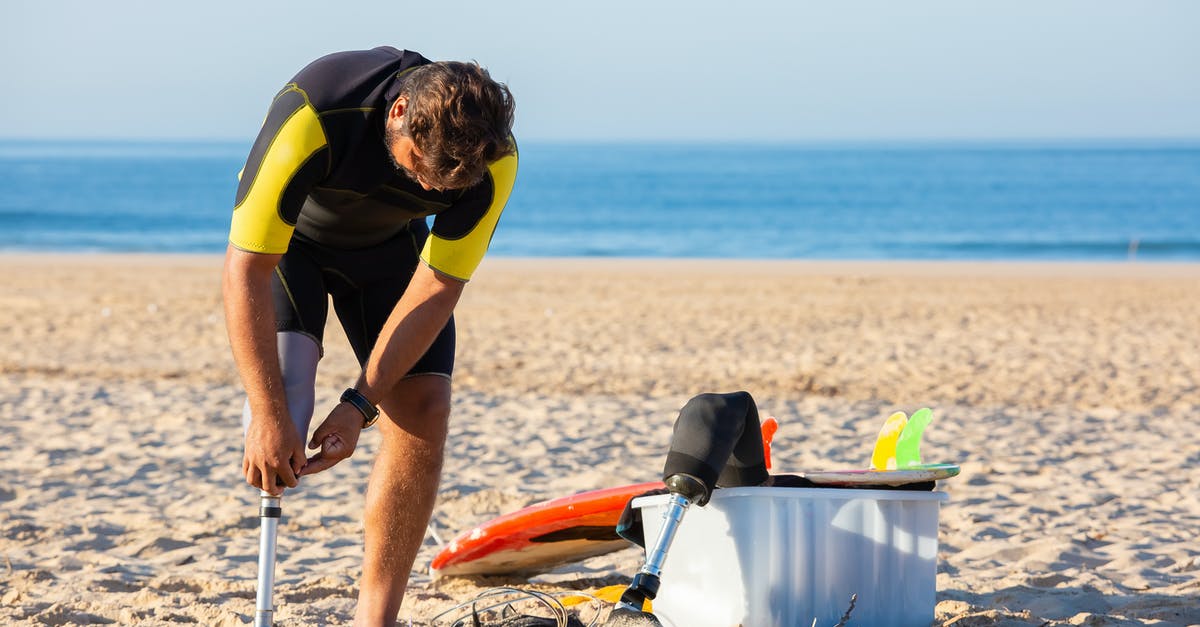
xmin=4 ymin=1 xmax=1197 ymax=143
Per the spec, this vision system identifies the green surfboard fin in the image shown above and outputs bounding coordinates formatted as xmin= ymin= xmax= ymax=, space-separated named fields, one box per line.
xmin=895 ymin=407 xmax=933 ymax=468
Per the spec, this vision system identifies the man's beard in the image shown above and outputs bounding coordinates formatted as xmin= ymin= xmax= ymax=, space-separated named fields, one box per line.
xmin=384 ymin=123 xmax=421 ymax=184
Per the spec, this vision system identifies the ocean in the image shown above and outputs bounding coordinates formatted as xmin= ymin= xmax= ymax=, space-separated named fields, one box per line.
xmin=1 ymin=140 xmax=1198 ymax=261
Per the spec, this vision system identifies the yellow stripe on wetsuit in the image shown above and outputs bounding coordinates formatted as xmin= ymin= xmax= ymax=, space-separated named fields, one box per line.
xmin=229 ymin=86 xmax=328 ymax=254
xmin=420 ymin=150 xmax=518 ymax=281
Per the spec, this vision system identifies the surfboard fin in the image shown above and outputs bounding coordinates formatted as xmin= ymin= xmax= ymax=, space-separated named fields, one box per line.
xmin=761 ymin=416 xmax=778 ymax=470
xmin=870 ymin=411 xmax=908 ymax=470
xmin=894 ymin=408 xmax=933 ymax=468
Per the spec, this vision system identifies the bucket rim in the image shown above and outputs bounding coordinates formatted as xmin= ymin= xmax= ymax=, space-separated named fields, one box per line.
xmin=632 ymin=485 xmax=949 ymax=508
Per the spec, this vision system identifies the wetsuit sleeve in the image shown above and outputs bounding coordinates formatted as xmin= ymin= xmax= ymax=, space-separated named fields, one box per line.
xmin=229 ymin=84 xmax=330 ymax=254
xmin=421 ymin=148 xmax=518 ymax=281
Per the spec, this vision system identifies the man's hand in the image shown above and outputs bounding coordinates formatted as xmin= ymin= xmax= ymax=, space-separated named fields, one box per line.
xmin=301 ymin=402 xmax=365 ymax=476
xmin=243 ymin=417 xmax=306 ymax=495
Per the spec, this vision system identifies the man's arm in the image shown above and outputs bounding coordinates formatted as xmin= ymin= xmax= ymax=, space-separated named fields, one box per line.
xmin=222 ymin=245 xmax=306 ymax=493
xmin=301 ymin=263 xmax=465 ymax=474
xmin=359 ymin=263 xmax=466 ymax=400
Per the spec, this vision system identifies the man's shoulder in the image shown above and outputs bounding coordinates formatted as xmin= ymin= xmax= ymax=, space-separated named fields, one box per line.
xmin=291 ymin=47 xmax=431 ymax=110
xmin=300 ymin=46 xmax=427 ymax=73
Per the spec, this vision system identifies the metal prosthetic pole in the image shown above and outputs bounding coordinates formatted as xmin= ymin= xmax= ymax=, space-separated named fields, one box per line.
xmin=606 ymin=474 xmax=707 ymax=626
xmin=246 ymin=332 xmax=320 ymax=627
xmin=605 ymin=391 xmax=770 ymax=626
xmin=255 ymin=491 xmax=283 ymax=627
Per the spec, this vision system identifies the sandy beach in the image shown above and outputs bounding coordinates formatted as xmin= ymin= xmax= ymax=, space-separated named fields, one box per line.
xmin=1 ymin=254 xmax=1198 ymax=626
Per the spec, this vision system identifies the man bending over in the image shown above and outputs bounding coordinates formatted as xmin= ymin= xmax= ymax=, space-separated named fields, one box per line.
xmin=223 ymin=46 xmax=517 ymax=625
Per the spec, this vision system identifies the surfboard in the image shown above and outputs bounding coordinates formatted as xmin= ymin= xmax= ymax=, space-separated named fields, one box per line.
xmin=430 ymin=481 xmax=663 ymax=577
xmin=433 ymin=417 xmax=782 ymax=578
xmin=802 ymin=463 xmax=960 ymax=487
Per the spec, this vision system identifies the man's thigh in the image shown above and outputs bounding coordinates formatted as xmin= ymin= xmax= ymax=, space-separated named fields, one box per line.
xmin=323 ymin=231 xmax=455 ymax=377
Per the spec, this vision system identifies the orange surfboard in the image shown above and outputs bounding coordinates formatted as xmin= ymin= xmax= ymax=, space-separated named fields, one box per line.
xmin=431 ymin=417 xmax=780 ymax=577
xmin=430 ymin=481 xmax=663 ymax=577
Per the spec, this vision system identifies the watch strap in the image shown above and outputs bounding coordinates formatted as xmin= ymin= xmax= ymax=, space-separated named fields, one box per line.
xmin=340 ymin=388 xmax=380 ymax=428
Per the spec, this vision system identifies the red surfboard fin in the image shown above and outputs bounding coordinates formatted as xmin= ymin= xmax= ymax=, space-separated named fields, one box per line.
xmin=761 ymin=416 xmax=779 ymax=470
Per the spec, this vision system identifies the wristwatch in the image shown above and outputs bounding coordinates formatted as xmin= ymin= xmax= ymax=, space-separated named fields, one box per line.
xmin=340 ymin=388 xmax=380 ymax=429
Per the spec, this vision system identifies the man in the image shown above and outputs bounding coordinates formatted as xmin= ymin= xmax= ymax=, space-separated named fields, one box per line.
xmin=223 ymin=46 xmax=517 ymax=625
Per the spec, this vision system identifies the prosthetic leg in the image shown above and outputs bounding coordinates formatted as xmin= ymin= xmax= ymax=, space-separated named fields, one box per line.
xmin=243 ymin=332 xmax=320 ymax=627
xmin=606 ymin=392 xmax=769 ymax=626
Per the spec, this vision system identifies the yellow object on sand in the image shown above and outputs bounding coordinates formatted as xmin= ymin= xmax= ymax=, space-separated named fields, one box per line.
xmin=560 ymin=584 xmax=650 ymax=611
xmin=870 ymin=411 xmax=909 ymax=470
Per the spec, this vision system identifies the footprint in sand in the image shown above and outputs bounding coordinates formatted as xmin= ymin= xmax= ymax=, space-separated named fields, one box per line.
xmin=131 ymin=536 xmax=195 ymax=559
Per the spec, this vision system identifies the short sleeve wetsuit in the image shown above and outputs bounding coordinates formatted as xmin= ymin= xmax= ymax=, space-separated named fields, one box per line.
xmin=228 ymin=46 xmax=518 ymax=375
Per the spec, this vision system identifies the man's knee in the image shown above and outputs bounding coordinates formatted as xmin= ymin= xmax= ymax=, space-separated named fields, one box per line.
xmin=380 ymin=376 xmax=452 ymax=445
xmin=396 ymin=379 xmax=450 ymax=424
xmin=411 ymin=382 xmax=452 ymax=422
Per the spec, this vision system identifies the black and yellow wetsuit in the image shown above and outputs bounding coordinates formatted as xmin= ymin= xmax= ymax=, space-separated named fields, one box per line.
xmin=228 ymin=46 xmax=518 ymax=375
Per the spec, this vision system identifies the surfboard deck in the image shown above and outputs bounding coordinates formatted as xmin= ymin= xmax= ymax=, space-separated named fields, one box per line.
xmin=430 ymin=481 xmax=663 ymax=577
xmin=802 ymin=463 xmax=960 ymax=487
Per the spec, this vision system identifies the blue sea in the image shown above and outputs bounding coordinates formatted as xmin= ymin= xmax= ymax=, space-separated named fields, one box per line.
xmin=1 ymin=139 xmax=1198 ymax=260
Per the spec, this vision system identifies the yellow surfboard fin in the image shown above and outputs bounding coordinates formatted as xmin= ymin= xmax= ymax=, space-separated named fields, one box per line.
xmin=870 ymin=411 xmax=908 ymax=470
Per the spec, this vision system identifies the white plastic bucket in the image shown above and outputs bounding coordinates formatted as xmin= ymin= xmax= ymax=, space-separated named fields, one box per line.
xmin=633 ymin=486 xmax=947 ymax=627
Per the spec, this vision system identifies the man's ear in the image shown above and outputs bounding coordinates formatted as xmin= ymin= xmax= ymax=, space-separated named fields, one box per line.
xmin=388 ymin=96 xmax=408 ymax=122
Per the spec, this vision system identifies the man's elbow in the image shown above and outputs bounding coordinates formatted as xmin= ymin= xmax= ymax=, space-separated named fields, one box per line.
xmin=417 ymin=263 xmax=468 ymax=299
xmin=223 ymin=245 xmax=281 ymax=297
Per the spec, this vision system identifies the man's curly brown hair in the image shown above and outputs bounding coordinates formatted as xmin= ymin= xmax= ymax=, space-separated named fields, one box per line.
xmin=395 ymin=61 xmax=515 ymax=190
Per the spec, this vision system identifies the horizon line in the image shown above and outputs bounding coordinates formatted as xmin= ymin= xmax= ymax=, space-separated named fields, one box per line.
xmin=2 ymin=135 xmax=1200 ymax=148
